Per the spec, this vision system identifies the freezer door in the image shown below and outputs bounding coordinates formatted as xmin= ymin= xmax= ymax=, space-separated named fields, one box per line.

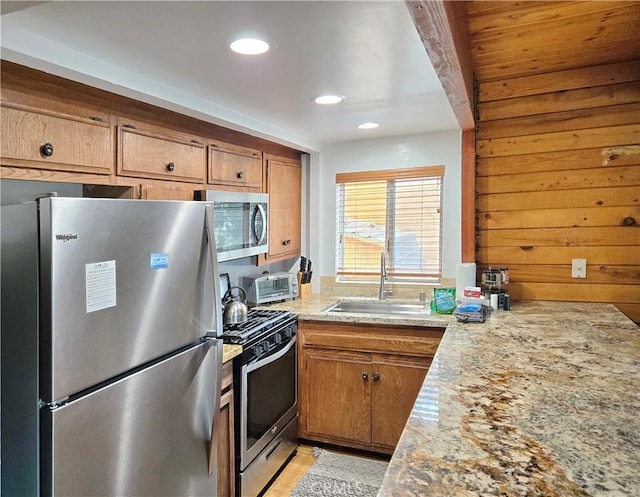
xmin=39 ymin=197 xmax=222 ymax=402
xmin=41 ymin=340 xmax=223 ymax=497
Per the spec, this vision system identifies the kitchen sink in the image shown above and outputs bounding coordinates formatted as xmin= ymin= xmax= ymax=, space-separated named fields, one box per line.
xmin=323 ymin=300 xmax=431 ymax=317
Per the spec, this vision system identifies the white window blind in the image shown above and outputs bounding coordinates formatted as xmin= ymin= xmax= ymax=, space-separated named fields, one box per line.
xmin=335 ymin=166 xmax=443 ymax=282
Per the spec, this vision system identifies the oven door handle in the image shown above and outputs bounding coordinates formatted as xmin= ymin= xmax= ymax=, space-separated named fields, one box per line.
xmin=246 ymin=335 xmax=296 ymax=374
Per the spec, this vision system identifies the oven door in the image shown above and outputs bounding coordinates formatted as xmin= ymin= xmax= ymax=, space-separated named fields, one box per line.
xmin=240 ymin=335 xmax=297 ymax=470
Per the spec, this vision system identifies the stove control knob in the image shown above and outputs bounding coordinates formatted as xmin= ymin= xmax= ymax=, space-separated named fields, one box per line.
xmin=275 ymin=334 xmax=282 ymax=345
xmin=253 ymin=344 xmax=263 ymax=358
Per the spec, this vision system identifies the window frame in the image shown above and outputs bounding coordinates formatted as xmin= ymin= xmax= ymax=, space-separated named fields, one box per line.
xmin=335 ymin=165 xmax=444 ymax=285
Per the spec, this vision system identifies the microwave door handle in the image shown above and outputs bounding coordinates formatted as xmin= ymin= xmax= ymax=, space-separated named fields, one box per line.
xmin=205 ymin=204 xmax=223 ymax=336
xmin=246 ymin=335 xmax=296 ymax=374
xmin=254 ymin=203 xmax=267 ymax=245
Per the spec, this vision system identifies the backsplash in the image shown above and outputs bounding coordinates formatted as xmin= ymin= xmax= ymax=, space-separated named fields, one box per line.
xmin=319 ymin=275 xmax=456 ymax=300
xmin=220 ymin=257 xmax=298 ymax=289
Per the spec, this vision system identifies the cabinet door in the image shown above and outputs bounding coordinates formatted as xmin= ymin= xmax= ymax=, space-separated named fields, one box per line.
xmin=208 ymin=140 xmax=262 ymax=190
xmin=264 ymin=154 xmax=301 ymax=262
xmin=118 ymin=126 xmax=206 ymax=183
xmin=215 ymin=361 xmax=234 ymax=497
xmin=370 ymin=357 xmax=429 ymax=450
xmin=216 ymin=388 xmax=235 ymax=497
xmin=303 ymin=350 xmax=371 ymax=446
xmin=1 ymin=104 xmax=113 ymax=175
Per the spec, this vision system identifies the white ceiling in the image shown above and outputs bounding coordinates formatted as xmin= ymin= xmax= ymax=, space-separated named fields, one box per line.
xmin=0 ymin=1 xmax=459 ymax=152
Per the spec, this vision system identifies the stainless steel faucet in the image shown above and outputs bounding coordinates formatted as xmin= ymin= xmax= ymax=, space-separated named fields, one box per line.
xmin=379 ymin=252 xmax=391 ymax=300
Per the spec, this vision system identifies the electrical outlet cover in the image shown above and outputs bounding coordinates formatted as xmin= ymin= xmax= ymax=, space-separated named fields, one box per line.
xmin=571 ymin=258 xmax=587 ymax=278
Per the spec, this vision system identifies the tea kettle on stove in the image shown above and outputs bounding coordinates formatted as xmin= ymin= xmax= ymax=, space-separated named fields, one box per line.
xmin=223 ymin=286 xmax=248 ymax=325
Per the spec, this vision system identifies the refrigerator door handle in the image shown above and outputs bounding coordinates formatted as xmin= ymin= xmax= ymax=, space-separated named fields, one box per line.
xmin=205 ymin=203 xmax=223 ymax=337
xmin=206 ymin=337 xmax=224 ymax=476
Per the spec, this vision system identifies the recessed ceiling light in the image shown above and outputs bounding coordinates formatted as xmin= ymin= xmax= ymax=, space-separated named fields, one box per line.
xmin=314 ymin=94 xmax=345 ymax=105
xmin=230 ymin=38 xmax=270 ymax=55
xmin=358 ymin=122 xmax=379 ymax=129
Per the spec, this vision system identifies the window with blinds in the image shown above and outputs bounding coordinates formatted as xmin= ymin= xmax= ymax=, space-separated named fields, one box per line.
xmin=335 ymin=165 xmax=443 ymax=283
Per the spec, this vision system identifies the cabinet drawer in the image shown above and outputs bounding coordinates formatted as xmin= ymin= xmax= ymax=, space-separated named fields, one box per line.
xmin=208 ymin=140 xmax=262 ymax=189
xmin=300 ymin=320 xmax=444 ymax=357
xmin=1 ymin=105 xmax=113 ymax=174
xmin=118 ymin=126 xmax=206 ymax=183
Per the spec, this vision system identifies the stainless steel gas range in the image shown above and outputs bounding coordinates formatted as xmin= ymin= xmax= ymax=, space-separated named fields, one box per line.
xmin=222 ymin=309 xmax=298 ymax=497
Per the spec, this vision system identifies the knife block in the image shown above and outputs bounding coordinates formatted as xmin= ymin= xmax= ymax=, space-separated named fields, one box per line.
xmin=297 ymin=272 xmax=311 ymax=299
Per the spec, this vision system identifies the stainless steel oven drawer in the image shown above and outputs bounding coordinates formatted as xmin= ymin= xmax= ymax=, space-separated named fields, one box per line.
xmin=240 ymin=415 xmax=298 ymax=497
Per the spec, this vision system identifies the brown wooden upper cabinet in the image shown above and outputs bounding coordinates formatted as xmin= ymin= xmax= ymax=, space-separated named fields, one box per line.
xmin=117 ymin=123 xmax=206 ymax=184
xmin=261 ymin=153 xmax=302 ymax=264
xmin=1 ymin=103 xmax=113 ymax=175
xmin=208 ymin=139 xmax=262 ymax=191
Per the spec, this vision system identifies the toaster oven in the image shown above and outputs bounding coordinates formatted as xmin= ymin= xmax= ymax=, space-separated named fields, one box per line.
xmin=242 ymin=272 xmax=298 ymax=305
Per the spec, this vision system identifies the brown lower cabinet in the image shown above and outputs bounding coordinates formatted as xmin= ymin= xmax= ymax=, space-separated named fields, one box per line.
xmin=217 ymin=360 xmax=235 ymax=497
xmin=298 ymin=320 xmax=444 ymax=454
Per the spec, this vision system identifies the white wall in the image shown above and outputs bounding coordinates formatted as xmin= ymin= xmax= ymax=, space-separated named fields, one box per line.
xmin=312 ymin=130 xmax=462 ymax=284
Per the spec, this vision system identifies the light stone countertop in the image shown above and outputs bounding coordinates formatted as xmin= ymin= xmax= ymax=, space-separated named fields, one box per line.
xmin=265 ymin=295 xmax=640 ymax=496
xmin=222 ymin=344 xmax=242 ymax=363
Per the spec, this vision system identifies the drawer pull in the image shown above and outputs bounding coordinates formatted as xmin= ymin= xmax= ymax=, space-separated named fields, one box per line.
xmin=89 ymin=116 xmax=104 ymax=122
xmin=237 ymin=171 xmax=244 ymax=179
xmin=40 ymin=143 xmax=54 ymax=157
xmin=166 ymin=162 xmax=175 ymax=172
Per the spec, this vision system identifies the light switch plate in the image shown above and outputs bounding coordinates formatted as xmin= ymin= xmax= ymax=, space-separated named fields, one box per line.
xmin=571 ymin=258 xmax=587 ymax=278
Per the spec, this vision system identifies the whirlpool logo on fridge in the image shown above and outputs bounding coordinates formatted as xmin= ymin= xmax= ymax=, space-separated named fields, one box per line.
xmin=55 ymin=233 xmax=78 ymax=242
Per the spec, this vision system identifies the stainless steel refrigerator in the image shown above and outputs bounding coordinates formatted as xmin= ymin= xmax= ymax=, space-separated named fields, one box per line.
xmin=1 ymin=195 xmax=224 ymax=496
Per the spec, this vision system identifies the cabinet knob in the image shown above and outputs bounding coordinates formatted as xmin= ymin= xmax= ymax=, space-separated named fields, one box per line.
xmin=372 ymin=373 xmax=380 ymax=382
xmin=362 ymin=373 xmax=369 ymax=382
xmin=237 ymin=171 xmax=244 ymax=179
xmin=282 ymin=239 xmax=291 ymax=246
xmin=40 ymin=143 xmax=54 ymax=157
xmin=166 ymin=162 xmax=175 ymax=172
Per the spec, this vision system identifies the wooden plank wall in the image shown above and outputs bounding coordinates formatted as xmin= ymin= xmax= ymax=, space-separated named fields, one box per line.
xmin=475 ymin=60 xmax=640 ymax=322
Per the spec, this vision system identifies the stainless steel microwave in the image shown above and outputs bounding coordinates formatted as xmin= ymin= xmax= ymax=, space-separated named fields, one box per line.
xmin=196 ymin=190 xmax=268 ymax=262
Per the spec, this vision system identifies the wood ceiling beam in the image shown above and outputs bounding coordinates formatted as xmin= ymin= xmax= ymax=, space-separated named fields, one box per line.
xmin=406 ymin=0 xmax=475 ymax=131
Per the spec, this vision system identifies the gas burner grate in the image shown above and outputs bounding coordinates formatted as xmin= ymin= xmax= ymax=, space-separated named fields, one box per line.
xmin=222 ymin=309 xmax=293 ymax=344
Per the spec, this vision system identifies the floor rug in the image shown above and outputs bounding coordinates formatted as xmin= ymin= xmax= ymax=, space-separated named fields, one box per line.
xmin=290 ymin=447 xmax=389 ymax=497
